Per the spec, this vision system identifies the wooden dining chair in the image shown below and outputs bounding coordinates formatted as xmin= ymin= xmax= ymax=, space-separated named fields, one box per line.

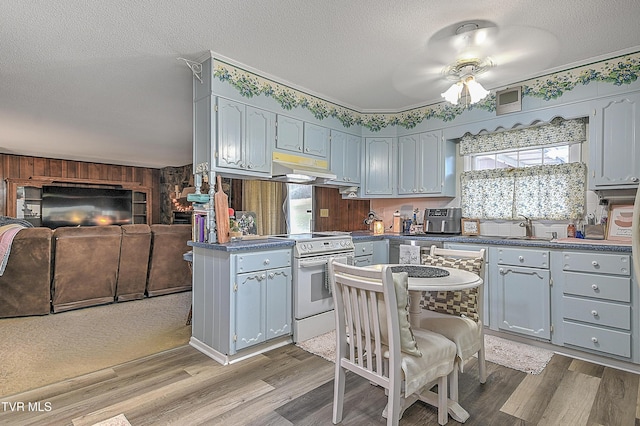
xmin=419 ymin=245 xmax=487 ymax=400
xmin=329 ymin=261 xmax=458 ymax=426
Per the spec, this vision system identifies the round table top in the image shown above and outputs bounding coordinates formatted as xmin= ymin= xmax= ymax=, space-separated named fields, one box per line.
xmin=369 ymin=264 xmax=483 ymax=291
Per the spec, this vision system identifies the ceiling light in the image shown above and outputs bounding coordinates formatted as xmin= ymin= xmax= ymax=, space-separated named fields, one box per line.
xmin=441 ymin=58 xmax=493 ymax=105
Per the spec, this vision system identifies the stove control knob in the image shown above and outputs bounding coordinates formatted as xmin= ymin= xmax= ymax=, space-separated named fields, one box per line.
xmin=340 ymin=241 xmax=346 ymax=247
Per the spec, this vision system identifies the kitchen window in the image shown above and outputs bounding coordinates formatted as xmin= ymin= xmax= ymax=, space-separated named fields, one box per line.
xmin=286 ymin=184 xmax=313 ymax=233
xmin=460 ymin=118 xmax=587 ymax=221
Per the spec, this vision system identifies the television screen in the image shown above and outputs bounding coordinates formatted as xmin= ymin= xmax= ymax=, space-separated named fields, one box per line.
xmin=41 ymin=186 xmax=133 ymax=229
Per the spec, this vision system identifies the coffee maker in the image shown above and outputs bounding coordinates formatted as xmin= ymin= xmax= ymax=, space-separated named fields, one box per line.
xmin=423 ymin=208 xmax=462 ymax=234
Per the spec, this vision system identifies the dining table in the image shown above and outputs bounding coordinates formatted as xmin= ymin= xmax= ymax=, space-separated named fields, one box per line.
xmin=368 ymin=263 xmax=483 ymax=423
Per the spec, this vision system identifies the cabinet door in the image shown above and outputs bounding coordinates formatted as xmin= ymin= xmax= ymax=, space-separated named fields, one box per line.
xmin=417 ymin=131 xmax=442 ymax=193
xmin=590 ymin=93 xmax=640 ymax=188
xmin=265 ymin=267 xmax=292 ymax=340
xmin=364 ymin=137 xmax=394 ymax=196
xmin=245 ymin=106 xmax=275 ymax=173
xmin=344 ymin=134 xmax=361 ymax=184
xmin=329 ymin=130 xmax=347 ymax=181
xmin=496 ymin=265 xmax=551 ymax=339
xmin=304 ymin=123 xmax=329 ymax=158
xmin=276 ymin=115 xmax=304 ymax=152
xmin=234 ymin=272 xmax=266 ymax=351
xmin=217 ymin=98 xmax=245 ymax=170
xmin=397 ymin=135 xmax=419 ymax=194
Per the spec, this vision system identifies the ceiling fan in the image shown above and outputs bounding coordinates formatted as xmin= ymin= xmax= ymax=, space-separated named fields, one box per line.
xmin=391 ymin=20 xmax=559 ymax=106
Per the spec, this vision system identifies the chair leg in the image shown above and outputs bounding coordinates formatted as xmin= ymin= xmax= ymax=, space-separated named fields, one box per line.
xmin=333 ymin=366 xmax=346 ymax=424
xmin=438 ymin=375 xmax=449 ymax=426
xmin=478 ymin=342 xmax=487 ymax=384
xmin=449 ymin=361 xmax=459 ymax=402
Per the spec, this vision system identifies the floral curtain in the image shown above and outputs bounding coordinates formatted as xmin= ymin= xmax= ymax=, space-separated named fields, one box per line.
xmin=461 ymin=163 xmax=586 ymax=220
xmin=460 ymin=118 xmax=586 ymax=155
xmin=242 ymin=180 xmax=286 ymax=235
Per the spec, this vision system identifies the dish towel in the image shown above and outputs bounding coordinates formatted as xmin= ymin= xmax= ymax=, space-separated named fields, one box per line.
xmin=399 ymin=244 xmax=420 ymax=264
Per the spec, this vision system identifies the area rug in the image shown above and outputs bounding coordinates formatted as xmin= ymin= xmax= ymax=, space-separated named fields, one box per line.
xmin=89 ymin=413 xmax=132 ymax=426
xmin=0 ymin=291 xmax=192 ymax=397
xmin=296 ymin=330 xmax=554 ymax=375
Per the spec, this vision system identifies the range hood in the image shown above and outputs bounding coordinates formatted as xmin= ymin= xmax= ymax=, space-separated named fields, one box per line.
xmin=271 ymin=152 xmax=336 ymax=184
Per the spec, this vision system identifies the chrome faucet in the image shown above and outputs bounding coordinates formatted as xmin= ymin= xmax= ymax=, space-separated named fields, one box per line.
xmin=519 ymin=215 xmax=533 ymax=238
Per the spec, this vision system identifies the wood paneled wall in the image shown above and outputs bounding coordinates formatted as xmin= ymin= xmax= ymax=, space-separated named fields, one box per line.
xmin=0 ymin=154 xmax=162 ymax=223
xmin=313 ymin=186 xmax=371 ymax=232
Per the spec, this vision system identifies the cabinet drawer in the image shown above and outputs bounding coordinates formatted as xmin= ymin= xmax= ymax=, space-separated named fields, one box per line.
xmin=236 ymin=249 xmax=291 ymax=273
xmin=563 ymin=272 xmax=631 ymax=302
xmin=563 ymin=321 xmax=631 ymax=358
xmin=562 ymin=252 xmax=630 ymax=276
xmin=496 ymin=247 xmax=549 ymax=269
xmin=353 ymin=255 xmax=373 ymax=267
xmin=562 ymin=296 xmax=630 ymax=330
xmin=355 ymin=242 xmax=374 ymax=256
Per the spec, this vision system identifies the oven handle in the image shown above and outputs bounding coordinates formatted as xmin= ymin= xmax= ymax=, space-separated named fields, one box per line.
xmin=298 ymin=259 xmax=329 ymax=268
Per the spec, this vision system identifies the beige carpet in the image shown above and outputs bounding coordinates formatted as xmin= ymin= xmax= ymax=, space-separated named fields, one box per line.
xmin=0 ymin=291 xmax=192 ymax=397
xmin=297 ymin=330 xmax=555 ymax=375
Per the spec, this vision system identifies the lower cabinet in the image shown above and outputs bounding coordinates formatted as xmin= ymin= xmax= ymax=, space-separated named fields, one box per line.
xmin=492 ymin=247 xmax=551 ymax=340
xmin=190 ymin=246 xmax=292 ymax=364
xmin=234 ymin=266 xmax=291 ymax=351
xmin=353 ymin=239 xmax=389 ymax=266
xmin=554 ymin=250 xmax=633 ymax=360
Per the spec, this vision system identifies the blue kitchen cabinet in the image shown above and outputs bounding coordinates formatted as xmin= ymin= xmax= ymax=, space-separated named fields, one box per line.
xmin=364 ymin=137 xmax=394 ymax=196
xmin=234 ymin=266 xmax=291 ymax=351
xmin=304 ymin=122 xmax=329 ymax=158
xmin=492 ymin=247 xmax=551 ymax=340
xmin=276 ymin=116 xmax=329 ymax=159
xmin=233 ymin=249 xmax=292 ymax=352
xmin=276 ymin=115 xmax=304 ymax=153
xmin=217 ymin=98 xmax=274 ymax=175
xmin=398 ymin=130 xmax=456 ymax=197
xmin=589 ymin=92 xmax=640 ymax=189
xmin=328 ymin=130 xmax=361 ymax=184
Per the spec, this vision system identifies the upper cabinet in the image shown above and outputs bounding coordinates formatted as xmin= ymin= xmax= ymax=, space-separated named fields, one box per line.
xmin=397 ymin=130 xmax=456 ymax=197
xmin=217 ymin=98 xmax=274 ymax=175
xmin=328 ymin=130 xmax=361 ymax=184
xmin=364 ymin=137 xmax=394 ymax=196
xmin=589 ymin=92 xmax=640 ymax=189
xmin=276 ymin=116 xmax=328 ymax=159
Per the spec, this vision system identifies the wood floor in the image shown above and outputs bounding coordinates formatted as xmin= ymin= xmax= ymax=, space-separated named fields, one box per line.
xmin=1 ymin=343 xmax=639 ymax=426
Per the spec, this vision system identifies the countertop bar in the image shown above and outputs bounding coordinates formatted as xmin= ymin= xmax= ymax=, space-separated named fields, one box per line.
xmin=189 ymin=232 xmax=631 ymax=253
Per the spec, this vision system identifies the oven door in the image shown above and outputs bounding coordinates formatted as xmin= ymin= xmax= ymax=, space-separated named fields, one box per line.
xmin=293 ymin=253 xmax=353 ymax=319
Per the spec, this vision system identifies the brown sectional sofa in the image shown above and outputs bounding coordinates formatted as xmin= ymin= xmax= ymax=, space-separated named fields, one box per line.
xmin=0 ymin=223 xmax=192 ymax=318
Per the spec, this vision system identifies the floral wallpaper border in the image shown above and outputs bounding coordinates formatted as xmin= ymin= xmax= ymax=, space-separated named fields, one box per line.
xmin=213 ymin=52 xmax=640 ymax=132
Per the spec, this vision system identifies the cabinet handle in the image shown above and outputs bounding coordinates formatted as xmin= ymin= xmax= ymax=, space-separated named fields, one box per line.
xmin=591 ymin=260 xmax=599 ymax=267
xmin=631 ymin=176 xmax=639 ymax=182
xmin=305 ymin=147 xmax=309 ymax=152
xmin=269 ymin=272 xmax=275 ymax=279
xmin=518 ymin=256 xmax=524 ymax=262
xmin=264 ymin=259 xmax=270 ymax=265
xmin=499 ymin=268 xmax=505 ymax=275
xmin=591 ymin=310 xmax=598 ymax=317
xmin=591 ymin=337 xmax=598 ymax=343
xmin=261 ymin=274 xmax=266 ymax=281
xmin=591 ymin=284 xmax=599 ymax=291
xmin=298 ymin=146 xmax=302 ymax=151
xmin=247 ymin=163 xmax=253 ymax=169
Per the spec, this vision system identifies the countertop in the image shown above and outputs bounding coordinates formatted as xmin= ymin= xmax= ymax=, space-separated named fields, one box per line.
xmin=189 ymin=232 xmax=632 ymax=253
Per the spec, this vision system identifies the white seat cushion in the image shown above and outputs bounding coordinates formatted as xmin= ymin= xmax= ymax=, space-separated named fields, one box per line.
xmin=419 ymin=313 xmax=482 ymax=368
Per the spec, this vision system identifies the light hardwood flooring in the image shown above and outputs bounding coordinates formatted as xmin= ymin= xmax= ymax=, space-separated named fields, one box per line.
xmin=1 ymin=343 xmax=639 ymax=425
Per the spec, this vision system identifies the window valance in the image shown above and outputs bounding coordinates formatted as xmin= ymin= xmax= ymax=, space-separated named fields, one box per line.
xmin=460 ymin=118 xmax=586 ymax=155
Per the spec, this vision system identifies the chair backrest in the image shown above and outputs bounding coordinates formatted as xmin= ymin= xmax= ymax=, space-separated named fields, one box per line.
xmin=422 ymin=245 xmax=486 ymax=322
xmin=329 ymin=261 xmax=401 ymax=390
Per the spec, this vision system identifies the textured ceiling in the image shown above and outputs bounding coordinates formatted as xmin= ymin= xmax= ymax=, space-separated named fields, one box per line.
xmin=0 ymin=1 xmax=638 ymax=168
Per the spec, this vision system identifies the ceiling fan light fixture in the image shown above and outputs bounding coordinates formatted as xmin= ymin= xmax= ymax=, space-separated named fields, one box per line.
xmin=441 ymin=81 xmax=463 ymax=105
xmin=440 ymin=58 xmax=493 ymax=105
xmin=464 ymin=75 xmax=490 ymax=103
